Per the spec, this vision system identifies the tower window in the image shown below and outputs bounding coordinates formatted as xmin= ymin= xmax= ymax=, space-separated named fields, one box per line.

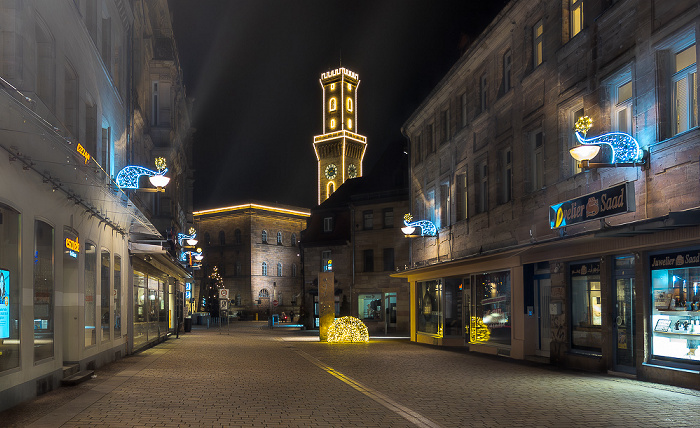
xmin=347 ymin=119 xmax=353 ymax=129
xmin=330 ymin=83 xmax=335 ymax=90
xmin=346 ymin=98 xmax=353 ymax=112
xmin=330 ymin=119 xmax=336 ymax=129
xmin=347 ymin=83 xmax=352 ymax=91
xmin=329 ymin=98 xmax=337 ymax=112
xmin=327 ymin=181 xmax=335 ymax=199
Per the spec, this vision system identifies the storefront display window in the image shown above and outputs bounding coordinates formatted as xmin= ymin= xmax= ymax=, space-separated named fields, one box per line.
xmin=100 ymin=249 xmax=110 ymax=343
xmin=571 ymin=261 xmax=602 ymax=352
xmin=444 ymin=277 xmax=463 ymax=337
xmin=134 ymin=271 xmax=146 ymax=348
xmin=114 ymin=255 xmax=121 ymax=338
xmin=417 ymin=280 xmax=441 ymax=335
xmin=84 ymin=242 xmax=97 ymax=347
xmin=650 ymin=249 xmax=700 ymax=364
xmin=0 ymin=205 xmax=20 ymax=373
xmin=358 ymin=293 xmax=383 ymax=321
xmin=472 ymin=271 xmax=511 ymax=345
xmin=33 ymin=220 xmax=54 ymax=361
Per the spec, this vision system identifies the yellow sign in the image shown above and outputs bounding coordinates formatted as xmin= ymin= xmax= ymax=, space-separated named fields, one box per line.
xmin=76 ymin=143 xmax=90 ymax=164
xmin=65 ymin=237 xmax=80 ymax=252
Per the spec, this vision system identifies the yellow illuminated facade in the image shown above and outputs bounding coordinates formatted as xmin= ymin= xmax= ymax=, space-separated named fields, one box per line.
xmin=327 ymin=316 xmax=370 ymax=343
xmin=314 ymin=67 xmax=367 ymax=204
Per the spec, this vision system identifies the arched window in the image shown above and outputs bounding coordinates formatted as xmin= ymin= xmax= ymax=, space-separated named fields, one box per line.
xmin=327 ymin=181 xmax=335 ymax=199
xmin=204 ymin=232 xmax=211 ymax=246
xmin=292 ymin=263 xmax=297 ymax=277
xmin=261 ymin=262 xmax=268 ymax=276
xmin=347 ymin=118 xmax=353 ymax=129
xmin=330 ymin=119 xmax=336 ymax=129
xmin=277 ymin=262 xmax=282 ymax=276
xmin=346 ymin=97 xmax=353 ymax=112
xmin=290 ymin=233 xmax=296 ymax=246
xmin=235 ymin=262 xmax=241 ymax=276
xmin=262 ymin=230 xmax=267 ymax=243
xmin=277 ymin=231 xmax=282 ymax=245
xmin=259 ymin=288 xmax=269 ymax=298
xmin=218 ymin=230 xmax=225 ymax=246
xmin=329 ymin=97 xmax=337 ymax=111
xmin=234 ymin=229 xmax=242 ymax=244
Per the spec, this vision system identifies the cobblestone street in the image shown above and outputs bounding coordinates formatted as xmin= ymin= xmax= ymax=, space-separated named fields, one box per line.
xmin=3 ymin=322 xmax=700 ymax=427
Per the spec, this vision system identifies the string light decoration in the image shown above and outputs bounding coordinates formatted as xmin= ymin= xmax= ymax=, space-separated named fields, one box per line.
xmin=326 ymin=316 xmax=369 ymax=343
xmin=572 ymin=116 xmax=643 ymax=163
xmin=402 ymin=213 xmax=437 ymax=237
xmin=468 ymin=316 xmax=491 ymax=344
xmin=210 ymin=266 xmax=223 ymax=288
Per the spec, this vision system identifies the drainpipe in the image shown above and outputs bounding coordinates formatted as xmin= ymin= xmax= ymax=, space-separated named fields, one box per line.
xmin=351 ymin=204 xmax=355 ymax=315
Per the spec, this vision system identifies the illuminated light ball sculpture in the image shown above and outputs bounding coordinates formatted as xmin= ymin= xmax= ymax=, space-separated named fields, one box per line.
xmin=326 ymin=316 xmax=369 ymax=343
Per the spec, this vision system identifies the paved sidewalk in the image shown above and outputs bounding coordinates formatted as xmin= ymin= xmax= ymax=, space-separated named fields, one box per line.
xmin=2 ymin=322 xmax=700 ymax=427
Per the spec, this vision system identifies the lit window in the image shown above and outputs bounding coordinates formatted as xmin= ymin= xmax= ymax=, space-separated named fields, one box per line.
xmin=330 ymin=83 xmax=335 ymax=90
xmin=261 ymin=230 xmax=268 ymax=243
xmin=347 ymin=119 xmax=353 ymax=129
xmin=276 ymin=231 xmax=282 ymax=245
xmin=277 ymin=262 xmax=282 ymax=276
xmin=672 ymin=44 xmax=697 ymax=135
xmin=533 ymin=20 xmax=543 ymax=67
xmin=570 ymin=0 xmax=583 ymax=39
xmin=346 ymin=98 xmax=353 ymax=112
xmin=330 ymin=119 xmax=336 ymax=129
xmin=347 ymin=83 xmax=352 ymax=91
xmin=321 ymin=250 xmax=332 ymax=271
xmin=327 ymin=182 xmax=335 ymax=199
xmin=614 ymin=80 xmax=633 ymax=134
xmin=329 ymin=97 xmax=337 ymax=112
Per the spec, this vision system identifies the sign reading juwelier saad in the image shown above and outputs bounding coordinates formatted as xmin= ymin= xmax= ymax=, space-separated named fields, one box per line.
xmin=549 ymin=182 xmax=635 ymax=229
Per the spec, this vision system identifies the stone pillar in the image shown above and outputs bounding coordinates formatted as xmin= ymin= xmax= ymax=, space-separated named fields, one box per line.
xmin=318 ymin=272 xmax=335 ymax=341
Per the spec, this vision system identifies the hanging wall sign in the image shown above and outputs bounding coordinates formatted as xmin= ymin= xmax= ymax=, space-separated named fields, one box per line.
xmin=549 ymin=182 xmax=635 ymax=229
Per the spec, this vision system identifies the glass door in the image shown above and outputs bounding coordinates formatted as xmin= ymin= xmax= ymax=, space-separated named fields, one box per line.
xmin=613 ymin=256 xmax=635 ymax=373
xmin=385 ymin=293 xmax=397 ymax=334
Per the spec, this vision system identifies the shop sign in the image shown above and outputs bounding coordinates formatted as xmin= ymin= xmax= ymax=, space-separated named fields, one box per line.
xmin=570 ymin=262 xmax=600 ymax=277
xmin=549 ymin=182 xmax=635 ymax=229
xmin=76 ymin=143 xmax=91 ymax=164
xmin=650 ymin=249 xmax=700 ymax=270
xmin=0 ymin=268 xmax=9 ymax=339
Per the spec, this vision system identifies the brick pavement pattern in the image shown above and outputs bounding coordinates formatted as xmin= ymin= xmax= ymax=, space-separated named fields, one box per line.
xmin=2 ymin=322 xmax=700 ymax=427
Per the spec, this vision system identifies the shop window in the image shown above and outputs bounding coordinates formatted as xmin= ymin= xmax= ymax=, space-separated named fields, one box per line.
xmin=417 ymin=280 xmax=441 ymax=335
xmin=84 ymin=242 xmax=97 ymax=347
xmin=34 ymin=220 xmax=54 ymax=362
xmin=471 ymin=271 xmax=511 ymax=345
xmin=0 ymin=205 xmax=20 ymax=373
xmin=358 ymin=293 xmax=382 ymax=321
xmin=100 ymin=249 xmax=110 ymax=343
xmin=114 ymin=255 xmax=121 ymax=338
xmin=444 ymin=277 xmax=463 ymax=337
xmin=650 ymin=249 xmax=700 ymax=364
xmin=570 ymin=261 xmax=602 ymax=352
xmin=133 ymin=271 xmax=147 ymax=349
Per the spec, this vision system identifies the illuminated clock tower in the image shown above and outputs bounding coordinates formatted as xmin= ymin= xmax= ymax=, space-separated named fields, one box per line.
xmin=313 ymin=67 xmax=367 ymax=204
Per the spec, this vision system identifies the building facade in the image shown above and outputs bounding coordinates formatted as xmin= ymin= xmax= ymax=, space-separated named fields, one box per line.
xmin=395 ymin=0 xmax=700 ymax=389
xmin=193 ymin=204 xmax=309 ymax=321
xmin=302 ymin=144 xmax=411 ymax=335
xmin=313 ymin=67 xmax=367 ymax=204
xmin=0 ymin=0 xmax=193 ymax=410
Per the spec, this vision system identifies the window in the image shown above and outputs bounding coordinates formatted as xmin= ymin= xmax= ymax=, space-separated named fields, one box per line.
xmin=476 ymin=161 xmax=488 ymax=214
xmin=427 ymin=189 xmax=436 ymax=224
xmin=114 ymin=255 xmax=121 ymax=338
xmin=259 ymin=289 xmax=269 ymax=298
xmin=101 ymin=15 xmax=111 ymax=74
xmin=262 ymin=230 xmax=268 ymax=243
xmin=36 ymin=21 xmax=55 ymax=110
xmin=85 ymin=242 xmax=97 ymax=347
xmin=359 ymin=293 xmax=383 ymax=320
xmin=219 ymin=230 xmax=225 ymax=246
xmin=290 ymin=233 xmax=297 ymax=246
xmin=439 ymin=183 xmax=449 ymax=228
xmin=347 ymin=118 xmax=352 ymax=129
xmin=330 ymin=119 xmax=336 ymax=129
xmin=0 ymin=205 xmax=20 ymax=373
xmin=571 ymin=261 xmax=602 ymax=352
xmin=672 ymin=44 xmax=697 ymax=135
xmin=321 ymin=250 xmax=332 ymax=272
xmin=383 ymin=208 xmax=394 ymax=228
xmin=570 ymin=0 xmax=583 ymax=39
xmin=64 ymin=64 xmax=78 ymax=137
xmin=456 ymin=173 xmax=468 ymax=221
xmin=503 ymin=50 xmax=512 ymax=93
xmin=277 ymin=262 xmax=282 ymax=276
xmin=329 ymin=97 xmax=337 ymax=111
xmin=327 ymin=181 xmax=335 ymax=199
xmin=427 ymin=123 xmax=434 ymax=154
xmin=101 ymin=126 xmax=111 ymax=179
xmin=533 ymin=20 xmax=543 ymax=67
xmin=417 ymin=280 xmax=441 ymax=335
xmin=480 ymin=74 xmax=488 ymax=113
xmin=441 ymin=109 xmax=449 ymax=143
xmin=34 ymin=220 xmax=54 ymax=361
xmin=323 ymin=217 xmax=333 ymax=232
xmin=500 ymin=149 xmax=512 ymax=204
xmin=152 ymin=82 xmax=159 ymax=126
xmin=261 ymin=262 xmax=268 ymax=276
xmin=472 ymin=271 xmax=511 ymax=345
xmin=363 ymin=210 xmax=373 ymax=230
xmin=100 ymin=249 xmax=110 ymax=343
xmin=414 ymin=133 xmax=423 ymax=165
xmin=363 ymin=249 xmax=374 ymax=273
xmin=277 ymin=231 xmax=282 ymax=245
xmin=383 ymin=248 xmax=395 ymax=271
xmin=85 ymin=101 xmax=97 ymax=156
xmin=461 ymin=92 xmax=468 ymax=127
xmin=235 ymin=229 xmax=242 ymax=245
xmin=346 ymin=97 xmax=353 ymax=112
xmin=292 ymin=263 xmax=297 ymax=277
xmin=531 ymin=131 xmax=545 ymax=191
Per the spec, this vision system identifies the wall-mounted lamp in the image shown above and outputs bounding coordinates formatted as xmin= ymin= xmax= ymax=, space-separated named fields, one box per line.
xmin=570 ymin=116 xmax=647 ymax=170
xmin=116 ymin=157 xmax=170 ymax=192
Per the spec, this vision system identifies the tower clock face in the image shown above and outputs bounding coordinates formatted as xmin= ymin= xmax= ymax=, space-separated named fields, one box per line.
xmin=347 ymin=164 xmax=358 ymax=178
xmin=324 ymin=164 xmax=338 ymax=179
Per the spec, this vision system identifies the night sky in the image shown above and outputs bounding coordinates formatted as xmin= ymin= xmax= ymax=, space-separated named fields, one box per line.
xmin=169 ymin=0 xmax=508 ymax=210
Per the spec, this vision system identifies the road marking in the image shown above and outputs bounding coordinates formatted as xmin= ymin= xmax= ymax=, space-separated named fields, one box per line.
xmin=294 ymin=348 xmax=443 ymax=428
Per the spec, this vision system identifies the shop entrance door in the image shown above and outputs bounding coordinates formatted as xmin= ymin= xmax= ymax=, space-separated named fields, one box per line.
xmin=613 ymin=256 xmax=635 ymax=373
xmin=385 ymin=293 xmax=397 ymax=334
xmin=534 ymin=275 xmax=551 ymax=356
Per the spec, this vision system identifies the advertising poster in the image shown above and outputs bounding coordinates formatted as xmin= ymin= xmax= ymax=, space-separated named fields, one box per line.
xmin=0 ymin=268 xmax=9 ymax=339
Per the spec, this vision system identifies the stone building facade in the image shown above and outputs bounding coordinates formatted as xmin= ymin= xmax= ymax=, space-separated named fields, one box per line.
xmin=193 ymin=204 xmax=309 ymax=321
xmin=0 ymin=0 xmax=193 ymax=410
xmin=394 ymin=0 xmax=700 ymax=389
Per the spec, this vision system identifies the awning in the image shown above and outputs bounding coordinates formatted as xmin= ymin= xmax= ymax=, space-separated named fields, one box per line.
xmin=595 ymin=208 xmax=700 ymax=238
